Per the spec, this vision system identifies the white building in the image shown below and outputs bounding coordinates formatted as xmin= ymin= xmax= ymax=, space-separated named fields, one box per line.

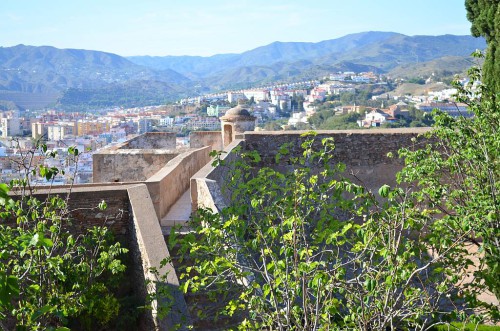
xmin=243 ymin=89 xmax=269 ymax=102
xmin=158 ymin=116 xmax=174 ymax=127
xmin=47 ymin=122 xmax=76 ymax=141
xmin=270 ymin=91 xmax=292 ymax=111
xmin=186 ymin=116 xmax=221 ymax=131
xmin=358 ymin=109 xmax=394 ymax=127
xmin=287 ymin=112 xmax=309 ymax=127
xmin=1 ymin=116 xmax=21 ymax=138
xmin=228 ymin=92 xmax=247 ymax=103
xmin=308 ymin=88 xmax=327 ymax=102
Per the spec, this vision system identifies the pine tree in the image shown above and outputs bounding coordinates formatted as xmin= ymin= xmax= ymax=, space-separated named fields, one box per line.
xmin=465 ymin=0 xmax=500 ymax=93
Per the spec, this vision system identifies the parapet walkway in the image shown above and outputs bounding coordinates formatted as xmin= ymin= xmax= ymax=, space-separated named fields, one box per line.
xmin=161 ymin=189 xmax=192 ymax=227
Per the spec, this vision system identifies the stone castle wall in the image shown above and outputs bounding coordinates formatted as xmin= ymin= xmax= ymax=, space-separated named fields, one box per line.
xmin=93 ymin=150 xmax=180 ymax=183
xmin=121 ymin=132 xmax=177 ymax=149
xmin=146 ymin=146 xmax=212 ymax=221
xmin=243 ymin=128 xmax=430 ymax=193
xmin=10 ymin=129 xmax=437 ymax=330
xmin=189 ymin=131 xmax=223 ymax=152
xmin=191 ymin=128 xmax=431 ymax=211
xmin=28 ymin=184 xmax=134 ymax=240
xmin=243 ymin=128 xmax=429 ymax=167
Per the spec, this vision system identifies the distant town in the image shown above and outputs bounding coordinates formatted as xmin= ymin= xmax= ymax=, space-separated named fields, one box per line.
xmin=0 ymin=70 xmax=470 ymax=185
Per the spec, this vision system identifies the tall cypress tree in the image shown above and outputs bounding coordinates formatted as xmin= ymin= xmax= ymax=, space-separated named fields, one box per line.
xmin=466 ymin=0 xmax=500 ymax=92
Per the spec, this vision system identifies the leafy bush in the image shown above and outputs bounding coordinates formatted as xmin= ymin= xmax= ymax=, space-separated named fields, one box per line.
xmin=0 ymin=144 xmax=128 ymax=330
xmin=172 ymin=133 xmax=474 ymax=330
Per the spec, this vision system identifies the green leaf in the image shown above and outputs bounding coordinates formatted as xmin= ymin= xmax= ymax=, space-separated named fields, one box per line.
xmin=29 ymin=233 xmax=40 ymax=246
xmin=98 ymin=200 xmax=107 ymax=210
xmin=378 ymin=184 xmax=390 ymax=198
xmin=0 ymin=273 xmax=19 ymax=305
xmin=31 ymin=305 xmax=52 ymax=321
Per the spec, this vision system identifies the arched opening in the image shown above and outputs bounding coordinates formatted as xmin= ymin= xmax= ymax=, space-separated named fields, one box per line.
xmin=223 ymin=124 xmax=233 ymax=147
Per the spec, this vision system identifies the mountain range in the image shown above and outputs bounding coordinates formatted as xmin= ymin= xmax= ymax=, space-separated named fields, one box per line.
xmin=0 ymin=32 xmax=486 ymax=110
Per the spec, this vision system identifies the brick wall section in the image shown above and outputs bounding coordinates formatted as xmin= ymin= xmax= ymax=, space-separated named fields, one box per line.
xmin=29 ymin=185 xmax=133 ymax=241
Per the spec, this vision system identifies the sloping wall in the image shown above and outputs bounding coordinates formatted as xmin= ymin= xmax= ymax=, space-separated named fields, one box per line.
xmin=190 ymin=139 xmax=244 ymax=213
xmin=127 ymin=184 xmax=190 ymax=330
xmin=146 ymin=146 xmax=211 ymax=221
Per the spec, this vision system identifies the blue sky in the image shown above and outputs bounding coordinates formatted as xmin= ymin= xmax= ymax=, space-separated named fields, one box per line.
xmin=1 ymin=0 xmax=472 ymax=57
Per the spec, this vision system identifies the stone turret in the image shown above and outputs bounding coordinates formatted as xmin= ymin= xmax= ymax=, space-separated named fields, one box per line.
xmin=220 ymin=104 xmax=256 ymax=147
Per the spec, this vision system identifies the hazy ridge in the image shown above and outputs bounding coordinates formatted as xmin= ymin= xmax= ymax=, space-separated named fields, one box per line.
xmin=0 ymin=32 xmax=486 ymax=110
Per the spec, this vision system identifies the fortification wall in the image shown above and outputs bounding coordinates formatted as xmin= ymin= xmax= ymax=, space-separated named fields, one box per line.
xmin=191 ymin=128 xmax=431 ymax=211
xmin=243 ymin=128 xmax=430 ymax=193
xmin=93 ymin=150 xmax=180 ymax=183
xmin=29 ymin=185 xmax=133 ymax=239
xmin=146 ymin=146 xmax=212 ymax=220
xmin=19 ymin=182 xmax=184 ymax=330
xmin=127 ymin=184 xmax=190 ymax=330
xmin=191 ymin=139 xmax=244 ymax=212
xmin=244 ymin=129 xmax=429 ymax=166
xmin=121 ymin=132 xmax=176 ymax=149
xmin=190 ymin=131 xmax=223 ymax=152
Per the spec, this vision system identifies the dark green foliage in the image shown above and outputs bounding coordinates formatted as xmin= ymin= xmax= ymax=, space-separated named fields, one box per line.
xmin=407 ymin=77 xmax=426 ymax=84
xmin=466 ymin=0 xmax=500 ymax=92
xmin=316 ymin=112 xmax=361 ymax=130
xmin=58 ymin=80 xmax=183 ymax=110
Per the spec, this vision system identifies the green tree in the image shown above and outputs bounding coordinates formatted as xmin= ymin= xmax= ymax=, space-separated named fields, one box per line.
xmin=340 ymin=92 xmax=356 ymax=105
xmin=292 ymin=122 xmax=311 ymax=130
xmin=318 ymin=112 xmax=361 ymax=130
xmin=398 ymin=59 xmax=500 ymax=320
xmin=0 ymin=144 xmax=128 ymax=330
xmin=263 ymin=120 xmax=284 ymax=131
xmin=466 ymin=0 xmax=500 ymax=92
xmin=291 ymin=94 xmax=305 ymax=111
xmin=172 ymin=135 xmax=473 ymax=330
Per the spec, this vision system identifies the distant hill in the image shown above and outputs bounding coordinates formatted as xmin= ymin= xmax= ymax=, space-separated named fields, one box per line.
xmin=0 ymin=32 xmax=487 ymax=110
xmin=388 ymin=56 xmax=482 ymax=79
xmin=327 ymin=34 xmax=487 ymax=71
xmin=128 ymin=32 xmax=401 ymax=78
xmin=0 ymin=45 xmax=189 ymax=109
xmin=202 ymin=60 xmax=383 ymax=90
xmin=130 ymin=32 xmax=485 ymax=91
